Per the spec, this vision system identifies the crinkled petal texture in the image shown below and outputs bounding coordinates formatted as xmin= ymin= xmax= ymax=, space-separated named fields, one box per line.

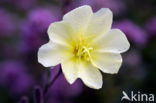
xmin=38 ymin=5 xmax=130 ymax=89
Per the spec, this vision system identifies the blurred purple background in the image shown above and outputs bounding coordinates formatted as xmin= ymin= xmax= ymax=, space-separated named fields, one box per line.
xmin=0 ymin=0 xmax=156 ymax=103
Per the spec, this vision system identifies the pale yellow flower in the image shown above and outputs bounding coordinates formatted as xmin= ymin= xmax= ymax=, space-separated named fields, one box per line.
xmin=38 ymin=5 xmax=130 ymax=89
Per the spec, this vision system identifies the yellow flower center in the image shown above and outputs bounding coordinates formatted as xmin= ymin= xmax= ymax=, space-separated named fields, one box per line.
xmin=72 ymin=36 xmax=93 ymax=62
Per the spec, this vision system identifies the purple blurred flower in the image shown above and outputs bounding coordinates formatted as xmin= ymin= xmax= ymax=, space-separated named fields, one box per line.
xmin=145 ymin=17 xmax=156 ymax=37
xmin=0 ymin=9 xmax=15 ymax=37
xmin=20 ymin=7 xmax=61 ymax=53
xmin=0 ymin=61 xmax=34 ymax=95
xmin=113 ymin=20 xmax=148 ymax=46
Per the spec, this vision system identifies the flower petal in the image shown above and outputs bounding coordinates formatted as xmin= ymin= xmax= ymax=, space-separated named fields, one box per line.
xmin=63 ymin=5 xmax=93 ymax=33
xmin=48 ymin=21 xmax=73 ymax=46
xmin=86 ymin=8 xmax=112 ymax=36
xmin=38 ymin=42 xmax=62 ymax=67
xmin=92 ymin=52 xmax=122 ymax=74
xmin=78 ymin=62 xmax=103 ymax=89
xmin=95 ymin=29 xmax=130 ymax=53
xmin=61 ymin=60 xmax=79 ymax=84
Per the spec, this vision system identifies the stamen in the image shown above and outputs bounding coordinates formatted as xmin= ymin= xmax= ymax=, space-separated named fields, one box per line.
xmin=73 ymin=36 xmax=93 ymax=61
xmin=75 ymin=46 xmax=93 ymax=61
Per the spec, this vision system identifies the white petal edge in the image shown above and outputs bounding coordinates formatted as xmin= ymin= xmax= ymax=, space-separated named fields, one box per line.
xmin=78 ymin=62 xmax=103 ymax=89
xmin=92 ymin=52 xmax=122 ymax=74
xmin=86 ymin=8 xmax=113 ymax=36
xmin=38 ymin=42 xmax=62 ymax=67
xmin=63 ymin=5 xmax=93 ymax=33
xmin=94 ymin=29 xmax=130 ymax=53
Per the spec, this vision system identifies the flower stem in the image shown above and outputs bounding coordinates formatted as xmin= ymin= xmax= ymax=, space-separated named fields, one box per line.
xmin=43 ymin=65 xmax=62 ymax=97
xmin=34 ymin=86 xmax=44 ymax=103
